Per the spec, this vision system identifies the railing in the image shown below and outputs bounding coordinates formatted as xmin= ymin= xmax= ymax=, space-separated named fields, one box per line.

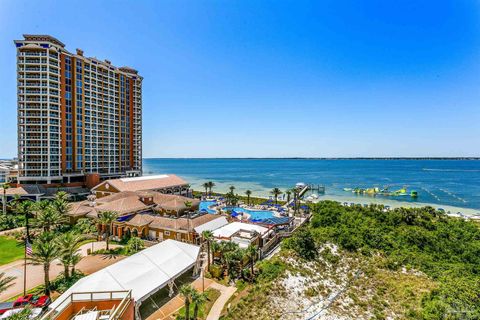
xmin=40 ymin=290 xmax=131 ymax=320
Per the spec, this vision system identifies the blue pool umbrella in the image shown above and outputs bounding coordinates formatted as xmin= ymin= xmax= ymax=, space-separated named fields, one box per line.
xmin=231 ymin=212 xmax=239 ymax=217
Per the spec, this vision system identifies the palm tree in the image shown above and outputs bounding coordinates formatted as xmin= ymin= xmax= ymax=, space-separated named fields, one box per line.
xmin=292 ymin=189 xmax=299 ymax=215
xmin=28 ymin=232 xmax=60 ymax=296
xmin=69 ymin=253 xmax=82 ymax=275
xmin=125 ymin=236 xmax=144 ymax=255
xmin=246 ymin=244 xmax=257 ymax=281
xmin=202 ymin=182 xmax=209 ymax=197
xmin=191 ymin=290 xmax=208 ymax=320
xmin=245 ymin=190 xmax=252 ymax=205
xmin=229 ymin=185 xmax=235 ymax=195
xmin=207 ymin=181 xmax=215 ymax=196
xmin=270 ymin=188 xmax=282 ymax=204
xmin=210 ymin=241 xmax=220 ymax=264
xmin=56 ymin=232 xmax=84 ymax=280
xmin=218 ymin=241 xmax=239 ymax=269
xmin=34 ymin=204 xmax=66 ymax=232
xmin=51 ymin=191 xmax=71 ymax=216
xmin=1 ymin=182 xmax=10 ymax=216
xmin=97 ymin=211 xmax=118 ymax=250
xmin=179 ymin=284 xmax=195 ymax=320
xmin=54 ymin=191 xmax=70 ymax=202
xmin=0 ymin=272 xmax=16 ymax=294
xmin=224 ymin=248 xmax=244 ymax=278
xmin=286 ymin=190 xmax=292 ymax=204
xmin=201 ymin=230 xmax=214 ymax=270
xmin=15 ymin=200 xmax=34 ymax=241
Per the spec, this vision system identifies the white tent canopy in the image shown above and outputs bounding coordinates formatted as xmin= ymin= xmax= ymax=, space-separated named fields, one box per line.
xmin=49 ymin=239 xmax=200 ymax=310
xmin=194 ymin=216 xmax=229 ymax=234
xmin=212 ymin=222 xmax=269 ymax=239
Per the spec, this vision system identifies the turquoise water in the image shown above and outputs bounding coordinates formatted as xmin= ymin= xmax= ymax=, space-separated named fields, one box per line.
xmin=223 ymin=206 xmax=276 ymax=220
xmin=199 ymin=200 xmax=216 ymax=214
xmin=144 ymin=159 xmax=480 ymax=210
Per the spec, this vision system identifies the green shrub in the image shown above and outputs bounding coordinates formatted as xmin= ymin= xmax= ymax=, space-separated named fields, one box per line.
xmin=256 ymin=258 xmax=286 ymax=282
xmin=282 ymin=227 xmax=317 ymax=260
xmin=209 ymin=264 xmax=223 ymax=279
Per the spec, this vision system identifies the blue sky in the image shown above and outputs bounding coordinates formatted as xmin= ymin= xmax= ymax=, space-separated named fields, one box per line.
xmin=1 ymin=0 xmax=479 ymax=158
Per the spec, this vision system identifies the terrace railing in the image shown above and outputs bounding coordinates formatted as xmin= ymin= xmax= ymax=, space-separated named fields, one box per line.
xmin=40 ymin=290 xmax=132 ymax=320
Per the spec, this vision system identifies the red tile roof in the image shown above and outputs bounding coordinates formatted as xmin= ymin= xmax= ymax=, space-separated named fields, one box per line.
xmin=93 ymin=174 xmax=188 ymax=193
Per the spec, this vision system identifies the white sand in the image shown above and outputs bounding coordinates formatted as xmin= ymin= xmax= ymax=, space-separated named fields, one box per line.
xmin=190 ymin=179 xmax=480 ymax=218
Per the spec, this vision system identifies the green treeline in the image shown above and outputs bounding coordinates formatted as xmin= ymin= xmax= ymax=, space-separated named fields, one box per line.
xmin=285 ymin=201 xmax=480 ymax=319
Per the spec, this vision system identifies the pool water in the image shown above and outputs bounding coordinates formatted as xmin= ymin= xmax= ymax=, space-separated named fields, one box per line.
xmin=223 ymin=206 xmax=276 ymax=220
xmin=199 ymin=201 xmax=217 ymax=214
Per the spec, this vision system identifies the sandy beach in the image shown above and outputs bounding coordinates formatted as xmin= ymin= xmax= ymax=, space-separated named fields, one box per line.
xmin=192 ymin=180 xmax=480 ymax=218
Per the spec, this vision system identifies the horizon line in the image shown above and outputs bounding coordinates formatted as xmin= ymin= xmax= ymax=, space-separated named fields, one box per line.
xmin=143 ymin=157 xmax=480 ymax=160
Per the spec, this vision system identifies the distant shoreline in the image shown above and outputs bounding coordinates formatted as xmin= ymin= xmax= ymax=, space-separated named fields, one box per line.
xmin=1 ymin=157 xmax=479 ymax=161
xmin=144 ymin=157 xmax=480 ymax=160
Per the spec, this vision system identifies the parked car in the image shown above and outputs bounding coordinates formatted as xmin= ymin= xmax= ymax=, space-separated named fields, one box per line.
xmin=0 ymin=295 xmax=50 ymax=315
xmin=12 ymin=295 xmax=34 ymax=307
xmin=30 ymin=296 xmax=50 ymax=308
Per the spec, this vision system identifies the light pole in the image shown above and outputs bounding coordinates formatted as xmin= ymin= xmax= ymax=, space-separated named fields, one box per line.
xmin=200 ymin=252 xmax=207 ymax=292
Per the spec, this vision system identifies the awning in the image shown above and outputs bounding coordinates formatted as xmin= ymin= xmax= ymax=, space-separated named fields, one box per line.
xmin=49 ymin=239 xmax=200 ymax=311
xmin=194 ymin=216 xmax=228 ymax=234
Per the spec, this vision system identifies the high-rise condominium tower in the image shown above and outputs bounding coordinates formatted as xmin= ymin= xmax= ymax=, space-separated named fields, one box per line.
xmin=14 ymin=35 xmax=142 ymax=185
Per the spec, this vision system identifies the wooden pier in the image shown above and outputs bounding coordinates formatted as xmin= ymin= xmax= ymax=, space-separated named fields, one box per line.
xmin=306 ymin=184 xmax=325 ymax=195
xmin=284 ymin=183 xmax=326 ymax=208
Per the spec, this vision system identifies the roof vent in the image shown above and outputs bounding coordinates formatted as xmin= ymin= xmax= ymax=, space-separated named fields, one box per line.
xmin=76 ymin=48 xmax=84 ymax=56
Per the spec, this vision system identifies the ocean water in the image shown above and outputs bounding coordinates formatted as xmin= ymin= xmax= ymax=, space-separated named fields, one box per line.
xmin=143 ymin=159 xmax=480 ymax=211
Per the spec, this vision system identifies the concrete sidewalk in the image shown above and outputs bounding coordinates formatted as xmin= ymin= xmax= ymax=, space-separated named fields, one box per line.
xmin=0 ymin=241 xmax=122 ymax=301
xmin=206 ymin=282 xmax=236 ymax=320
xmin=145 ymin=278 xmax=215 ymax=320
xmin=145 ymin=278 xmax=236 ymax=320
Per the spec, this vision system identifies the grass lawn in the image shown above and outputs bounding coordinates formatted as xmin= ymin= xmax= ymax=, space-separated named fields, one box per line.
xmin=176 ymin=288 xmax=221 ymax=320
xmin=0 ymin=236 xmax=24 ymax=265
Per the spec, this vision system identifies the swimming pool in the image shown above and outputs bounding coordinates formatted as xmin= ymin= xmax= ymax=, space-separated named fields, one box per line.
xmin=223 ymin=206 xmax=276 ymax=221
xmin=200 ymin=201 xmax=217 ymax=214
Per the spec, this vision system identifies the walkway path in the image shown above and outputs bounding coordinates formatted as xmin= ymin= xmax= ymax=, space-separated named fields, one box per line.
xmin=145 ymin=278 xmax=215 ymax=320
xmin=206 ymin=282 xmax=236 ymax=320
xmin=0 ymin=241 xmax=122 ymax=301
xmin=145 ymin=278 xmax=236 ymax=320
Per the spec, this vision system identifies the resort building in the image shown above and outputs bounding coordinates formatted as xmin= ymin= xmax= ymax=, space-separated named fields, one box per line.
xmin=0 ymin=185 xmax=89 ymax=202
xmin=212 ymin=221 xmax=273 ymax=248
xmin=0 ymin=160 xmax=18 ymax=183
xmin=91 ymin=174 xmax=190 ymax=198
xmin=121 ymin=213 xmax=227 ymax=243
xmin=14 ymin=34 xmax=142 ymax=185
xmin=43 ymin=240 xmax=201 ymax=320
xmin=67 ymin=190 xmax=225 ymax=244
